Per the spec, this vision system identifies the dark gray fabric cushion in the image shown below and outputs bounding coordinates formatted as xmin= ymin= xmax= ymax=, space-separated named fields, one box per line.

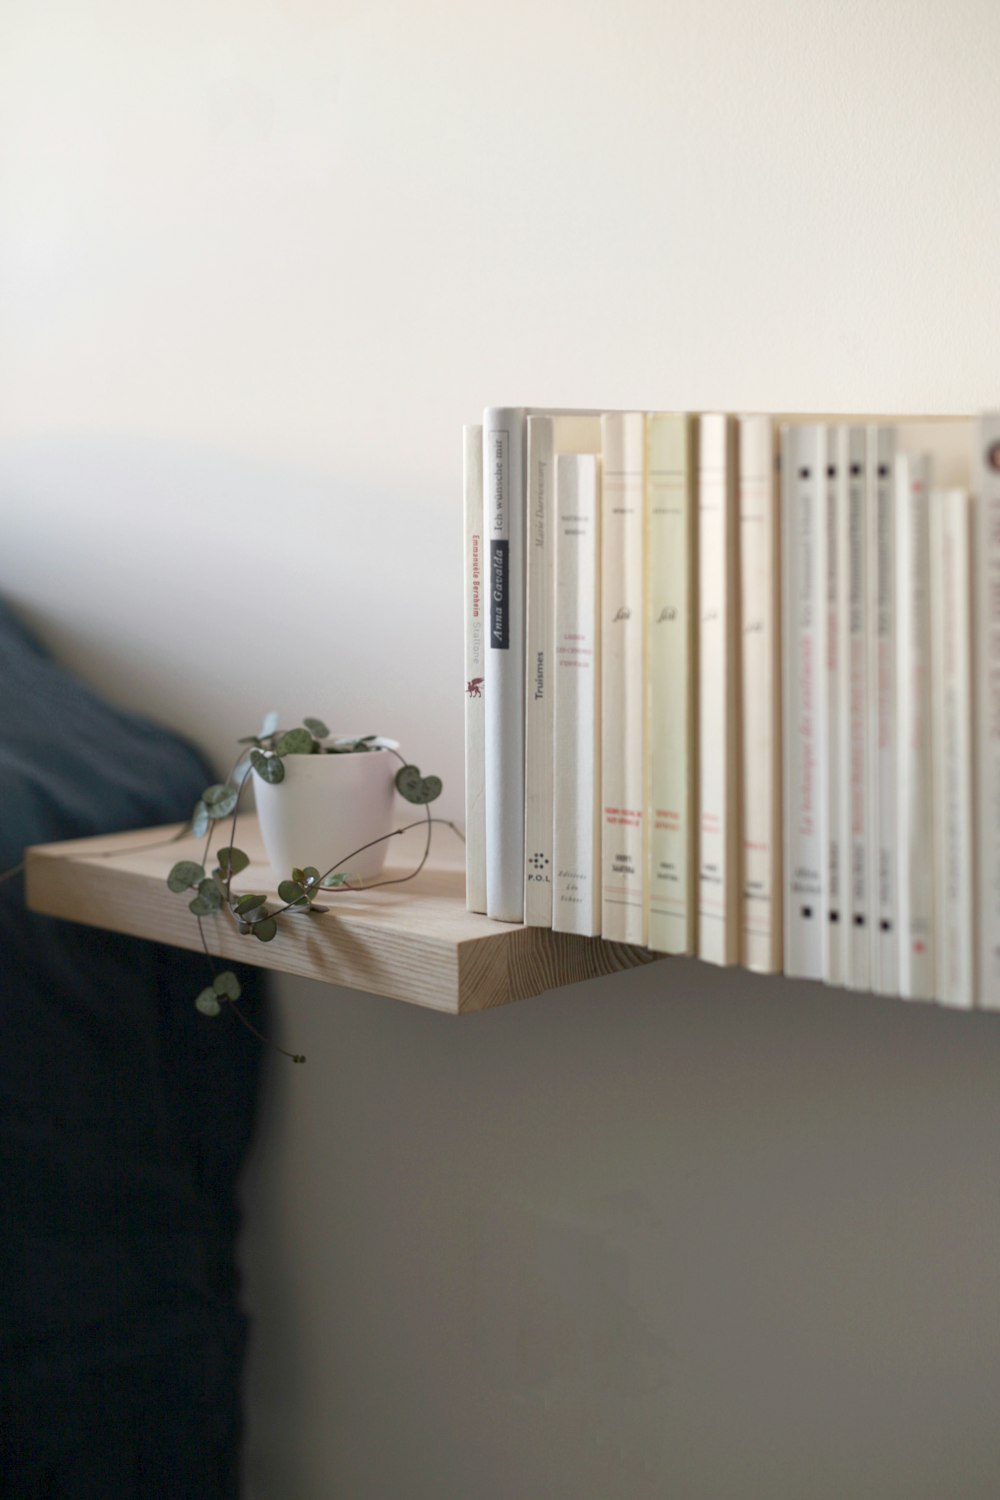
xmin=0 ymin=598 xmax=266 ymax=1498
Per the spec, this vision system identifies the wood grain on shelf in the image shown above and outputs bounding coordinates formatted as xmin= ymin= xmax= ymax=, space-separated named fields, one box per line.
xmin=25 ymin=820 xmax=662 ymax=1014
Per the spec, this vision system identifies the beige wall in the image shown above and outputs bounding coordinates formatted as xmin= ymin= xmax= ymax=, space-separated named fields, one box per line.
xmin=3 ymin=2 xmax=1000 ymax=1495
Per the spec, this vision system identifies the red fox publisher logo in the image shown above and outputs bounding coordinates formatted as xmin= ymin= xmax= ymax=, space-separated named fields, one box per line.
xmin=466 ymin=677 xmax=483 ymax=699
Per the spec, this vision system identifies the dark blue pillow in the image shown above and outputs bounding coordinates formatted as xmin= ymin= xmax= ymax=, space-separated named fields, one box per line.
xmin=0 ymin=598 xmax=266 ymax=1499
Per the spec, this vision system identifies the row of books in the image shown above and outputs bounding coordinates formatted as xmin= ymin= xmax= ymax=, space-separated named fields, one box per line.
xmin=461 ymin=407 xmax=1000 ymax=1010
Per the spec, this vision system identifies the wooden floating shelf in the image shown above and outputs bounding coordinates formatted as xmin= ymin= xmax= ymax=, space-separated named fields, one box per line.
xmin=24 ymin=819 xmax=662 ymax=1014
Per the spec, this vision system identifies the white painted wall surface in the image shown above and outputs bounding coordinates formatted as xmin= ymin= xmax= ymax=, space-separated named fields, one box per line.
xmin=3 ymin=2 xmax=1000 ymax=1495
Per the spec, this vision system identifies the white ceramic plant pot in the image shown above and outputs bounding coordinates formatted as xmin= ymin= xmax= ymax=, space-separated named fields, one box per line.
xmin=253 ymin=749 xmax=397 ymax=886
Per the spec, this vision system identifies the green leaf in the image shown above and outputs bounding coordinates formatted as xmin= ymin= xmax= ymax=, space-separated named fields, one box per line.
xmin=275 ymin=727 xmax=315 ymax=756
xmin=195 ymin=989 xmax=221 ymax=1017
xmin=189 ymin=894 xmax=213 ymax=916
xmin=253 ymin=917 xmax=278 ymax=942
xmin=217 ymin=846 xmax=250 ymax=876
xmin=196 ymin=878 xmax=223 ymax=910
xmin=278 ymin=879 xmax=306 ymax=905
xmin=302 ymin=866 xmax=320 ymax=886
xmin=234 ymin=893 xmax=267 ymax=916
xmin=167 ymin=860 xmax=205 ymax=893
xmin=303 ymin=717 xmax=329 ymax=739
xmin=251 ymin=750 xmax=284 ymax=784
xmin=394 ymin=764 xmax=443 ymax=805
xmin=212 ymin=970 xmax=241 ymax=1000
xmin=191 ymin=800 xmax=210 ymax=838
xmin=320 ymin=872 xmax=348 ymax=889
xmin=236 ymin=735 xmax=262 ymax=746
xmin=291 ymin=867 xmax=305 ymax=885
xmin=202 ymin=784 xmax=239 ymax=819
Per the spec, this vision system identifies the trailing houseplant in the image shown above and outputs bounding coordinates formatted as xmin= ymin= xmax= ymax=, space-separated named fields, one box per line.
xmin=165 ymin=715 xmax=450 ymax=1061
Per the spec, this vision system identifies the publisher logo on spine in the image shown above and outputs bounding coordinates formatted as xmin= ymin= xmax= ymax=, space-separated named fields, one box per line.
xmin=490 ymin=541 xmax=509 ymax=649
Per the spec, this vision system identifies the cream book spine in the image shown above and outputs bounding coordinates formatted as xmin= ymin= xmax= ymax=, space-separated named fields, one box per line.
xmin=483 ymin=407 xmax=526 ymax=922
xmin=646 ymin=412 xmax=696 ymax=955
xmin=738 ymin=414 xmax=781 ymax=972
xmin=895 ymin=450 xmax=936 ymax=1000
xmin=463 ymin=424 xmax=486 ymax=913
xmin=601 ymin=412 xmax=647 ymax=945
xmin=552 ymin=454 xmax=602 ymax=937
xmin=825 ymin=428 xmax=845 ymax=984
xmin=697 ymin=412 xmax=740 ymax=966
xmin=975 ymin=413 xmax=1000 ymax=1009
xmin=931 ymin=488 xmax=975 ymax=1008
xmin=844 ymin=427 xmax=870 ymax=989
xmin=781 ymin=423 xmax=828 ymax=979
xmin=524 ymin=415 xmax=603 ymax=925
xmin=868 ymin=425 xmax=898 ymax=994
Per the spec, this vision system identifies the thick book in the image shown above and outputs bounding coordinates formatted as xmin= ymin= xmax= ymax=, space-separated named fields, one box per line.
xmin=931 ymin=487 xmax=975 ymax=1008
xmin=601 ymin=412 xmax=647 ymax=945
xmin=867 ymin=425 xmax=898 ymax=994
xmin=738 ymin=414 xmax=781 ymax=972
xmin=646 ymin=412 xmax=697 ymax=955
xmin=524 ymin=415 xmax=602 ymax=926
xmin=975 ymin=413 xmax=1000 ymax=1009
xmin=781 ymin=423 xmax=828 ymax=979
xmin=483 ymin=407 xmax=526 ymax=922
xmin=697 ymin=413 xmax=740 ymax=966
xmin=552 ymin=454 xmax=602 ymax=937
xmin=825 ymin=429 xmax=845 ymax=985
xmin=463 ymin=424 xmax=486 ymax=913
xmin=895 ymin=450 xmax=936 ymax=1000
xmin=844 ymin=427 xmax=870 ymax=989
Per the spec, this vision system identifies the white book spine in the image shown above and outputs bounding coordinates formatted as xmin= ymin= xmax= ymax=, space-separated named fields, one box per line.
xmin=483 ymin=407 xmax=526 ymax=923
xmin=553 ymin=455 xmax=602 ymax=937
xmin=931 ymin=488 xmax=975 ymax=1008
xmin=524 ymin=417 xmax=555 ymax=925
xmin=868 ymin=426 xmax=898 ymax=994
xmin=646 ymin=413 xmax=696 ymax=955
xmin=895 ymin=451 xmax=936 ymax=1000
xmin=739 ymin=414 xmax=781 ymax=972
xmin=463 ymin=424 xmax=486 ymax=913
xmin=601 ymin=413 xmax=647 ymax=945
xmin=975 ymin=414 xmax=1000 ymax=1009
xmin=781 ymin=424 xmax=828 ymax=979
xmin=698 ymin=413 xmax=740 ymax=966
xmin=826 ymin=428 xmax=845 ymax=984
xmin=845 ymin=427 xmax=870 ymax=989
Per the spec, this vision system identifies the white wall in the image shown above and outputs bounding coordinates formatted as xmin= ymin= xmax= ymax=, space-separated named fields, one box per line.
xmin=3 ymin=2 xmax=1000 ymax=1495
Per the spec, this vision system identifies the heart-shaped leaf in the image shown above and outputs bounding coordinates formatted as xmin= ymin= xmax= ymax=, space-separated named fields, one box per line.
xmin=212 ymin=970 xmax=241 ymax=1001
xmin=195 ymin=878 xmax=223 ymax=911
xmin=191 ymin=800 xmax=210 ymax=838
xmin=395 ymin=764 xmax=443 ymax=805
xmin=217 ymin=846 xmax=250 ymax=876
xmin=167 ymin=860 xmax=205 ymax=893
xmin=275 ymin=728 xmax=314 ymax=756
xmin=320 ymin=872 xmax=349 ymax=889
xmin=195 ymin=989 xmax=221 ymax=1017
xmin=251 ymin=750 xmax=285 ymax=784
xmin=234 ymin=893 xmax=267 ymax=917
xmin=278 ymin=879 xmax=307 ymax=906
xmin=303 ymin=717 xmax=329 ymax=739
xmin=253 ymin=917 xmax=278 ymax=942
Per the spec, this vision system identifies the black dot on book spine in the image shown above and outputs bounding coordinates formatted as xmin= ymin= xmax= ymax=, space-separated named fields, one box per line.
xmin=801 ymin=906 xmax=813 ymax=919
xmin=850 ymin=463 xmax=861 ymax=476
xmin=830 ymin=910 xmax=840 ymax=923
xmin=799 ymin=467 xmax=810 ymax=479
xmin=854 ymin=915 xmax=865 ymax=927
xmin=880 ymin=919 xmax=892 ymax=932
xmin=878 ymin=464 xmax=889 ymax=477
xmin=827 ymin=465 xmax=836 ymax=477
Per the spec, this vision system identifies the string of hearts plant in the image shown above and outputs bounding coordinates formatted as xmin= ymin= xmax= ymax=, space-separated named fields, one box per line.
xmin=165 ymin=715 xmax=452 ymax=1063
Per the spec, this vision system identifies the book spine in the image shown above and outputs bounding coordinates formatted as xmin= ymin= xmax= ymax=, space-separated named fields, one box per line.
xmin=975 ymin=414 xmax=1000 ymax=1009
xmin=646 ymin=413 xmax=696 ymax=955
xmin=553 ymin=455 xmax=602 ymax=936
xmin=698 ymin=413 xmax=740 ymax=965
xmin=825 ymin=429 xmax=844 ymax=984
xmin=483 ymin=407 xmax=526 ymax=923
xmin=868 ymin=426 xmax=898 ymax=993
xmin=845 ymin=427 xmax=870 ymax=988
xmin=738 ymin=414 xmax=781 ymax=972
xmin=781 ymin=423 xmax=828 ymax=979
xmin=895 ymin=451 xmax=936 ymax=1000
xmin=463 ymin=424 xmax=486 ymax=913
xmin=601 ymin=413 xmax=647 ymax=945
xmin=524 ymin=417 xmax=555 ymax=925
xmin=931 ymin=488 xmax=975 ymax=1007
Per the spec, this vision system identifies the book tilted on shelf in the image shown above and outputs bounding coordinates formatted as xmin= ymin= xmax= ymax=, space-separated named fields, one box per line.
xmin=975 ymin=412 xmax=1000 ymax=1009
xmin=483 ymin=407 xmax=526 ymax=922
xmin=738 ymin=414 xmax=781 ymax=973
xmin=844 ymin=426 xmax=870 ymax=989
xmin=698 ymin=412 xmax=740 ymax=965
xmin=867 ymin=424 xmax=897 ymax=993
xmin=601 ymin=412 xmax=647 ymax=945
xmin=825 ymin=429 xmax=845 ymax=985
xmin=524 ymin=415 xmax=603 ymax=927
xmin=781 ymin=423 xmax=828 ymax=979
xmin=463 ymin=424 xmax=486 ymax=913
xmin=930 ymin=487 xmax=975 ymax=1008
xmin=552 ymin=453 xmax=602 ymax=937
xmin=895 ymin=449 xmax=936 ymax=1000
xmin=646 ymin=412 xmax=697 ymax=955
